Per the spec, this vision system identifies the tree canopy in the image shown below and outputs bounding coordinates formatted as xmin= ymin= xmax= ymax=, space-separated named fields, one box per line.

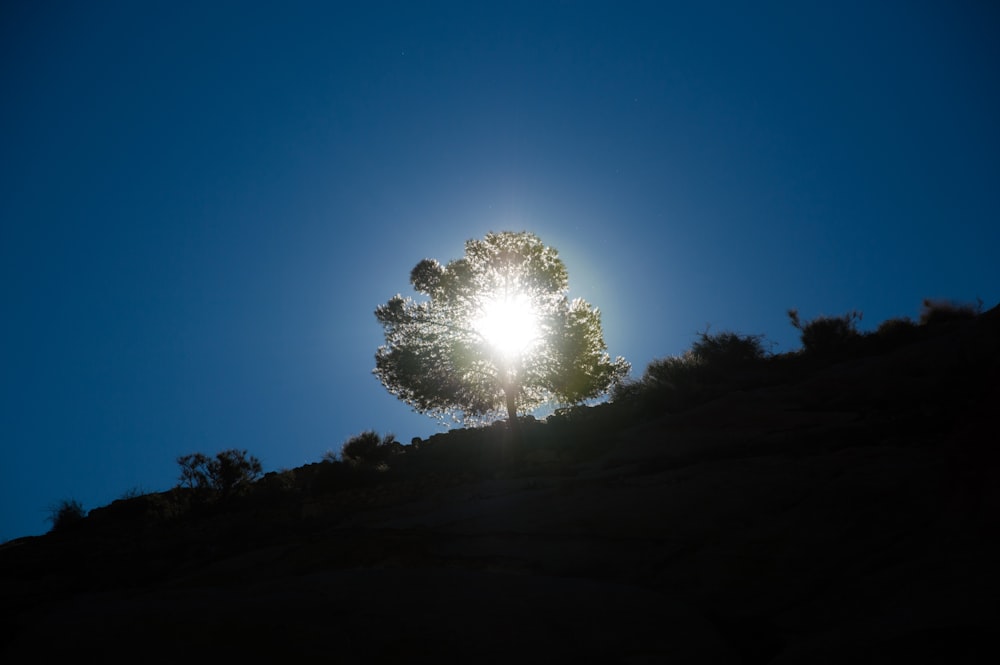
xmin=374 ymin=231 xmax=630 ymax=427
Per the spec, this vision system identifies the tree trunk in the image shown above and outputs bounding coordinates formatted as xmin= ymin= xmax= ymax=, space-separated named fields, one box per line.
xmin=504 ymin=383 xmax=520 ymax=440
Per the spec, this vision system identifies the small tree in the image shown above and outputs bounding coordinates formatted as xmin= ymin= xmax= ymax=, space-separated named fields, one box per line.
xmin=374 ymin=231 xmax=630 ymax=430
xmin=177 ymin=449 xmax=263 ymax=498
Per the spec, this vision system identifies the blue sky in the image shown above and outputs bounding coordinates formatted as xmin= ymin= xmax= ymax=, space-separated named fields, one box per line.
xmin=2 ymin=1 xmax=998 ymax=542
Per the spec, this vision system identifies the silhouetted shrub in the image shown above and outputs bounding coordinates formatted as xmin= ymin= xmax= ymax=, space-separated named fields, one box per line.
xmin=919 ymin=298 xmax=981 ymax=326
xmin=47 ymin=498 xmax=85 ymax=532
xmin=876 ymin=316 xmax=915 ymax=334
xmin=616 ymin=352 xmax=707 ymax=414
xmin=690 ymin=330 xmax=770 ymax=368
xmin=788 ymin=308 xmax=862 ymax=354
xmin=604 ymin=351 xmax=707 ymax=416
xmin=873 ymin=316 xmax=919 ymax=348
xmin=341 ymin=431 xmax=404 ymax=469
xmin=609 ymin=378 xmax=644 ymax=403
xmin=643 ymin=352 xmax=704 ymax=391
xmin=177 ymin=449 xmax=263 ymax=498
xmin=612 ymin=329 xmax=771 ymax=415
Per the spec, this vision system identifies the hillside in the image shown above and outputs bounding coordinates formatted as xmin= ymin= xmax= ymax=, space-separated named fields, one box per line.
xmin=2 ymin=306 xmax=998 ymax=664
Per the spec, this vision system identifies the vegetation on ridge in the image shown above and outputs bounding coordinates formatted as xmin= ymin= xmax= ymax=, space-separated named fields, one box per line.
xmin=177 ymin=449 xmax=263 ymax=499
xmin=27 ymin=295 xmax=992 ymax=537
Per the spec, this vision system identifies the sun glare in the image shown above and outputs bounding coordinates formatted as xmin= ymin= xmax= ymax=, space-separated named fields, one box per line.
xmin=473 ymin=292 xmax=540 ymax=358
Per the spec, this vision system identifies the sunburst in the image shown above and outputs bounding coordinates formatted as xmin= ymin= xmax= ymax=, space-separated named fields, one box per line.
xmin=473 ymin=291 xmax=540 ymax=359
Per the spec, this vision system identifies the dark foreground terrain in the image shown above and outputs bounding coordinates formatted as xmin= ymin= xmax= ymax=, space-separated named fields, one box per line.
xmin=2 ymin=307 xmax=998 ymax=664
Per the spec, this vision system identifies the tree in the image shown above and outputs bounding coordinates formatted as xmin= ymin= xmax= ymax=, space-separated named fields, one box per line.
xmin=374 ymin=231 xmax=630 ymax=429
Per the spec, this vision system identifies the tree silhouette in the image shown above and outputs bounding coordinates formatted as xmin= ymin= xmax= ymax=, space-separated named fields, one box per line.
xmin=374 ymin=231 xmax=629 ymax=430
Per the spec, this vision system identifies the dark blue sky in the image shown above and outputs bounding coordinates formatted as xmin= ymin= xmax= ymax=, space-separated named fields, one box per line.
xmin=3 ymin=1 xmax=998 ymax=541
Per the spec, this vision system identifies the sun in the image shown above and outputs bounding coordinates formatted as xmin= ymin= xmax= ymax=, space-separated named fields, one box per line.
xmin=473 ymin=291 xmax=540 ymax=359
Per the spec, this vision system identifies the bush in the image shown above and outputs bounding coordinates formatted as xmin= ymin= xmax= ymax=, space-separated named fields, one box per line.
xmin=919 ymin=298 xmax=981 ymax=326
xmin=642 ymin=352 xmax=704 ymax=392
xmin=609 ymin=377 xmax=644 ymax=403
xmin=788 ymin=308 xmax=862 ymax=355
xmin=177 ymin=449 xmax=263 ymax=498
xmin=340 ymin=431 xmax=403 ymax=469
xmin=689 ymin=329 xmax=770 ymax=368
xmin=47 ymin=498 xmax=86 ymax=532
xmin=874 ymin=316 xmax=918 ymax=347
xmin=619 ymin=330 xmax=768 ymax=407
xmin=876 ymin=316 xmax=915 ymax=334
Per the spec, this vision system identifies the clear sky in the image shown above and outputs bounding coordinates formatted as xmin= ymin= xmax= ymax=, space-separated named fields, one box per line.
xmin=2 ymin=1 xmax=998 ymax=542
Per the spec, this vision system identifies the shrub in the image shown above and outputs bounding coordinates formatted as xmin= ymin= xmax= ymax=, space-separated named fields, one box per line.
xmin=689 ymin=329 xmax=770 ymax=368
xmin=47 ymin=498 xmax=85 ymax=532
xmin=606 ymin=352 xmax=711 ymax=417
xmin=340 ymin=431 xmax=403 ymax=469
xmin=874 ymin=316 xmax=918 ymax=347
xmin=177 ymin=449 xmax=263 ymax=498
xmin=919 ymin=298 xmax=981 ymax=326
xmin=788 ymin=308 xmax=862 ymax=354
xmin=614 ymin=330 xmax=770 ymax=412
xmin=609 ymin=377 xmax=644 ymax=403
xmin=642 ymin=352 xmax=704 ymax=392
xmin=876 ymin=316 xmax=915 ymax=334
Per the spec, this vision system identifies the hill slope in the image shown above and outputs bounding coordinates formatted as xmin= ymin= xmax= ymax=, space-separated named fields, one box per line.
xmin=2 ymin=307 xmax=998 ymax=663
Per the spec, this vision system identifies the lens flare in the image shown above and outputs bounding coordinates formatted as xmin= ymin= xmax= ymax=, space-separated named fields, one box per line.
xmin=473 ymin=292 xmax=540 ymax=358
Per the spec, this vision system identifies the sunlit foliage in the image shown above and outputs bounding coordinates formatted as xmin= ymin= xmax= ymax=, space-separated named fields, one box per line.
xmin=374 ymin=231 xmax=630 ymax=426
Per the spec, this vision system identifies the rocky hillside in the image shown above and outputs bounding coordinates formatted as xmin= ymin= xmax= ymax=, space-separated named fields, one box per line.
xmin=2 ymin=306 xmax=998 ymax=664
